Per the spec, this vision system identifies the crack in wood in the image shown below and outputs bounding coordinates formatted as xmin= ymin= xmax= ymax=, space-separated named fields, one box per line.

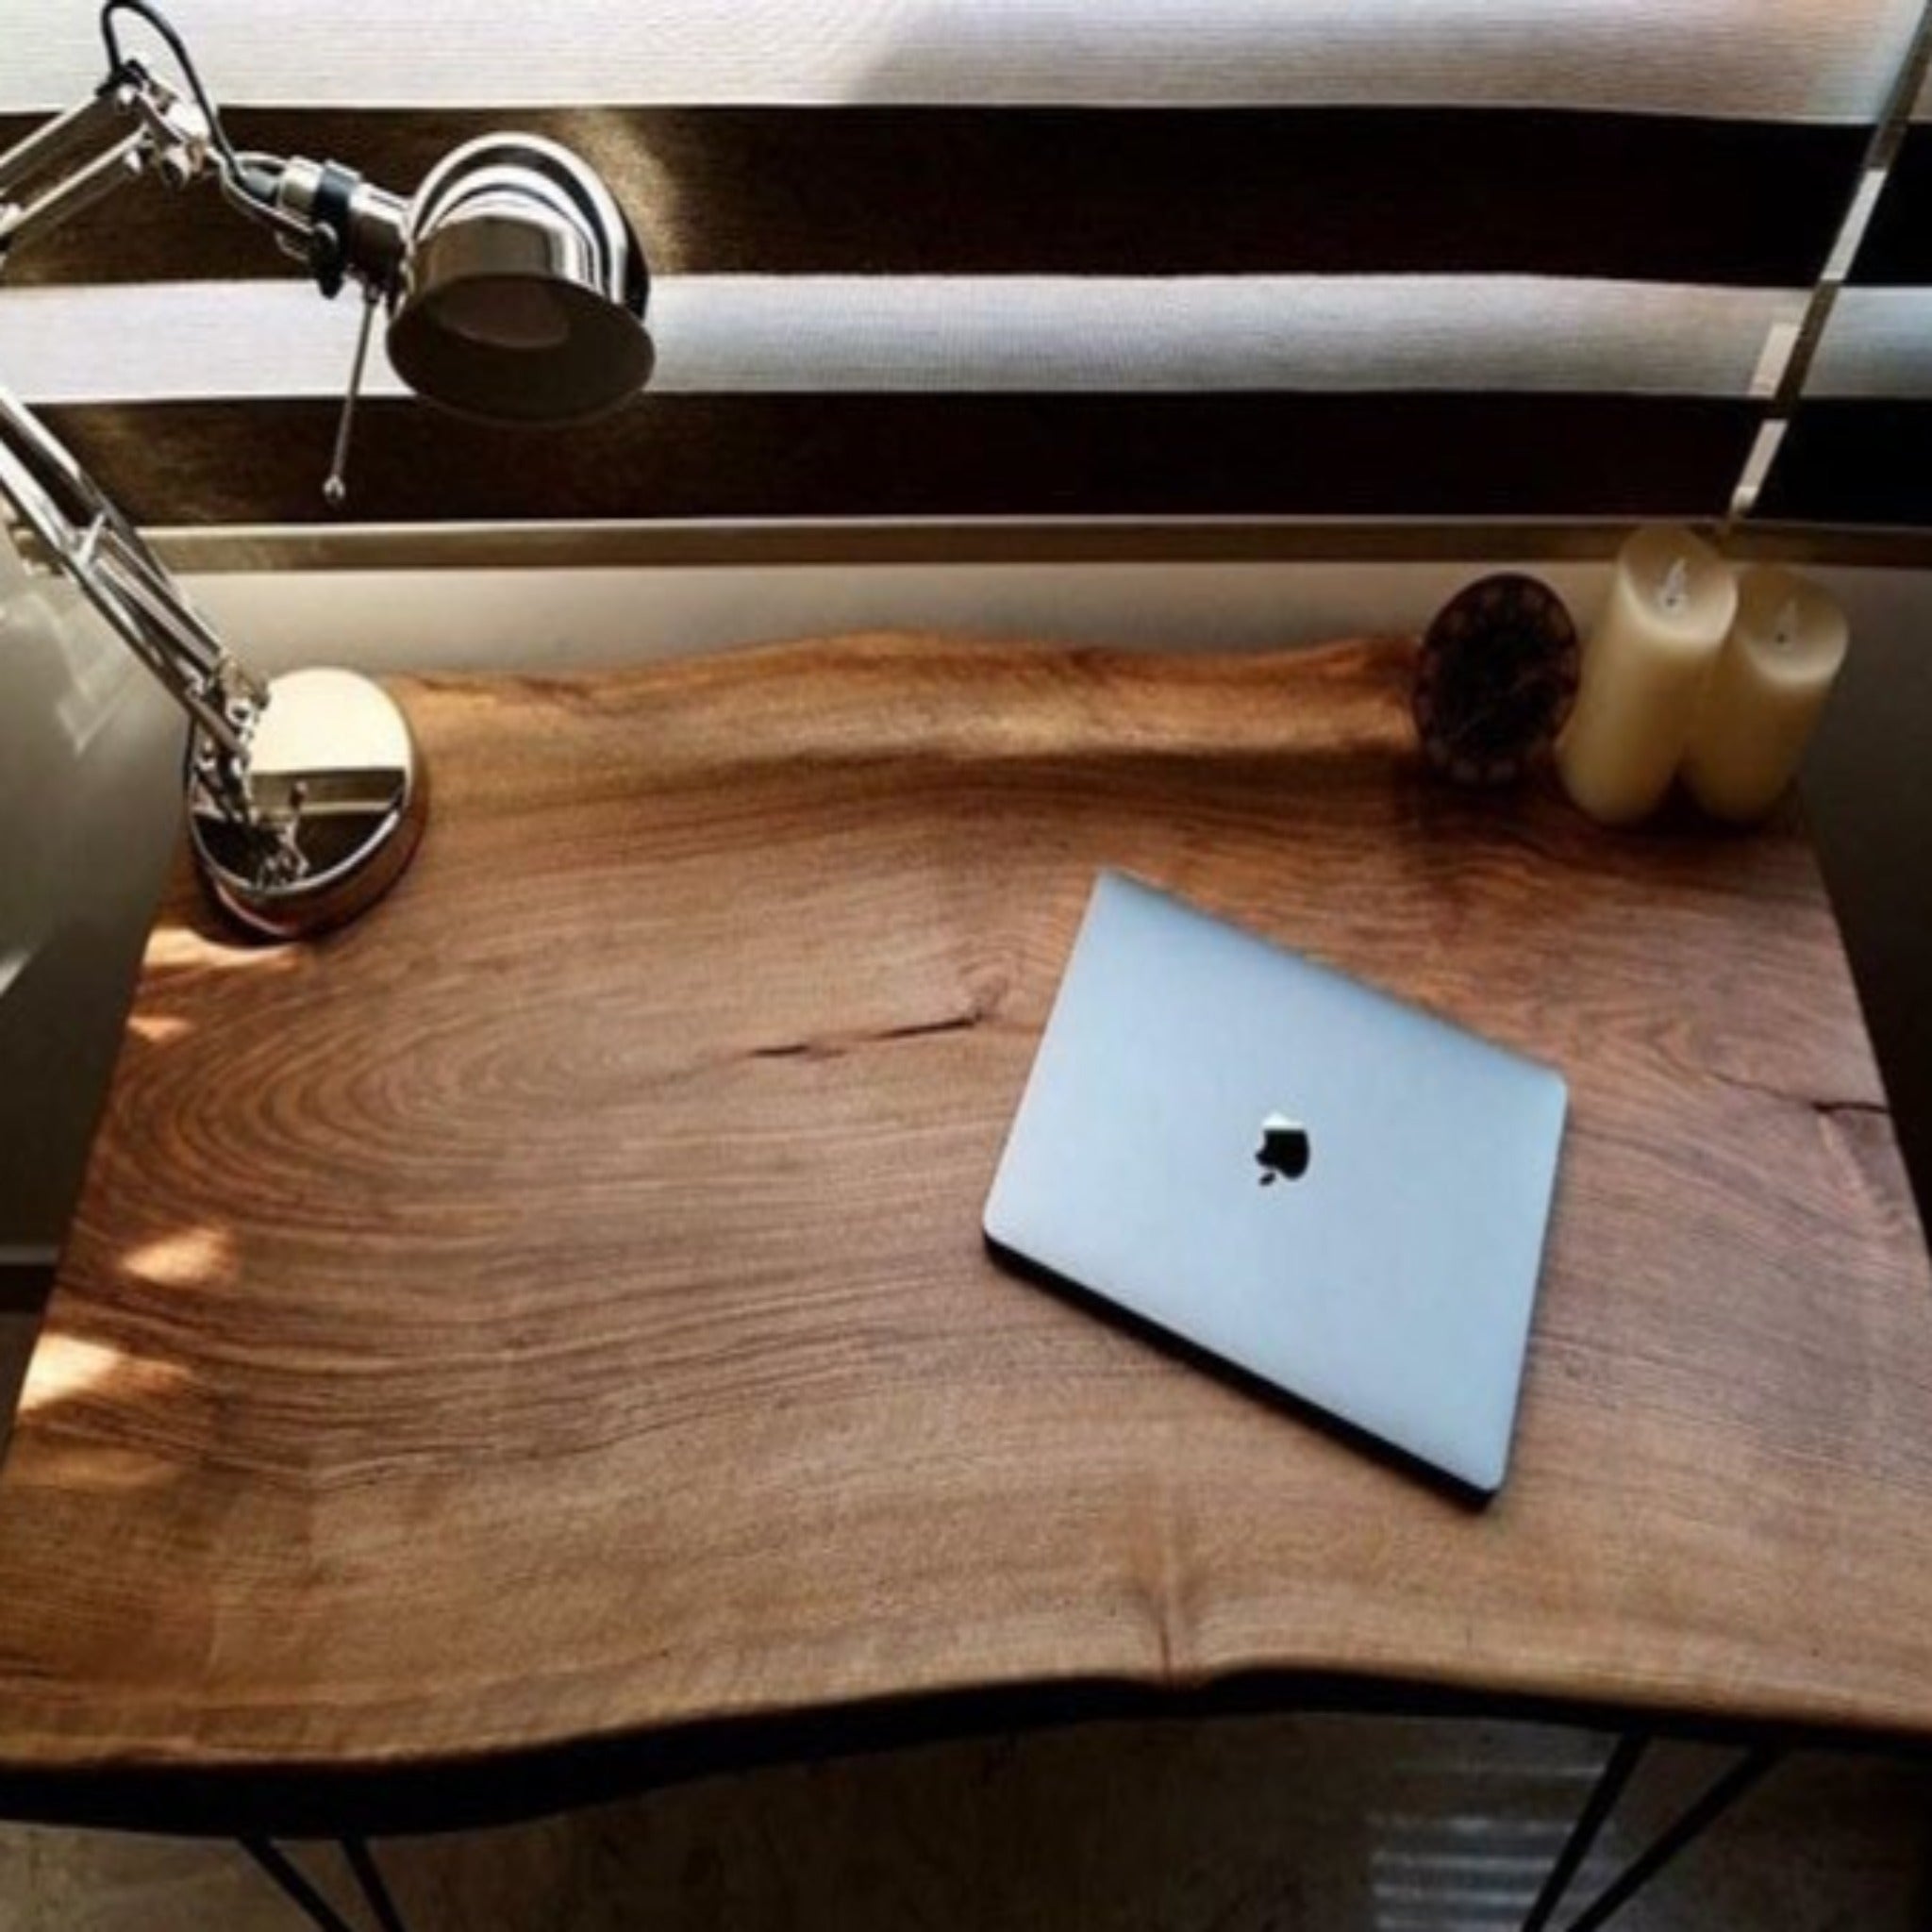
xmin=751 ymin=1007 xmax=987 ymax=1063
xmin=1689 ymin=1058 xmax=1890 ymax=1124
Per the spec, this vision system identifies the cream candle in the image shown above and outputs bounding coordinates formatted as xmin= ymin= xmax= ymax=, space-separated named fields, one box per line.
xmin=1682 ymin=565 xmax=1847 ymax=825
xmin=1557 ymin=525 xmax=1737 ymax=826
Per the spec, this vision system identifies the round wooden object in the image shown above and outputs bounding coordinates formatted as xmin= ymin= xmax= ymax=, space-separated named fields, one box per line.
xmin=1413 ymin=574 xmax=1581 ymax=785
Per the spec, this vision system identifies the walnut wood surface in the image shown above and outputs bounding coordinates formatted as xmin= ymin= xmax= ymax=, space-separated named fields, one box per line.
xmin=2 ymin=635 xmax=1928 ymax=1813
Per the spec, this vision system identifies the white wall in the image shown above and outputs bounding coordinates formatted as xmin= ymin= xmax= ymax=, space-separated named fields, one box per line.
xmin=171 ymin=555 xmax=1932 ymax=676
xmin=189 ymin=558 xmax=1618 ymax=673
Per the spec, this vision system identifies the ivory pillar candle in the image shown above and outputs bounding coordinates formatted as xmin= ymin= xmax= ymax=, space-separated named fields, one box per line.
xmin=1682 ymin=565 xmax=1847 ymax=824
xmin=1557 ymin=525 xmax=1737 ymax=825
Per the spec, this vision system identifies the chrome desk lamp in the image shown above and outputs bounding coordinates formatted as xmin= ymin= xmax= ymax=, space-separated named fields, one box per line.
xmin=0 ymin=2 xmax=653 ymax=937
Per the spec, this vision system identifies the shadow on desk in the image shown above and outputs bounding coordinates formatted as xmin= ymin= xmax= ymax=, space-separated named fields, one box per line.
xmin=984 ymin=1239 xmax=1493 ymax=1510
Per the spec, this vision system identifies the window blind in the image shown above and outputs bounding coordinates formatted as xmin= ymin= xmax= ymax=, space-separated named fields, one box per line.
xmin=1 ymin=0 xmax=1926 ymax=530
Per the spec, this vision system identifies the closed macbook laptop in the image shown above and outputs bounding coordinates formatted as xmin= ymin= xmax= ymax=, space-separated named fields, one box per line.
xmin=983 ymin=872 xmax=1568 ymax=1493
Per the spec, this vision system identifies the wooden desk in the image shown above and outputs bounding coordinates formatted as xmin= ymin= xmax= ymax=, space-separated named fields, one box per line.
xmin=1 ymin=635 xmax=1928 ymax=1835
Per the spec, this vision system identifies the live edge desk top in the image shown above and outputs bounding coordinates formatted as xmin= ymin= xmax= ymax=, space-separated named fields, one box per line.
xmin=2 ymin=634 xmax=1929 ymax=1837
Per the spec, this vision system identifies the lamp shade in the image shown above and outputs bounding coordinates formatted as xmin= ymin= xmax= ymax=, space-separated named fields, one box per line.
xmin=386 ymin=135 xmax=652 ymax=424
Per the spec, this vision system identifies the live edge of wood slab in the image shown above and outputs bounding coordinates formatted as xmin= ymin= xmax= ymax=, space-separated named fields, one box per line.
xmin=0 ymin=634 xmax=1927 ymax=1837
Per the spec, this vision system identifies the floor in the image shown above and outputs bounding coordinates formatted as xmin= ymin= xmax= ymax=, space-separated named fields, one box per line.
xmin=0 ymin=1716 xmax=1928 ymax=1931
xmin=2 ymin=1337 xmax=1928 ymax=1932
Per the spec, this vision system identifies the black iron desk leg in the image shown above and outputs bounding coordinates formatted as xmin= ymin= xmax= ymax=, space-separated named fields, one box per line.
xmin=1520 ymin=1735 xmax=1784 ymax=1932
xmin=1560 ymin=1744 xmax=1781 ymax=1932
xmin=1521 ymin=1732 xmax=1651 ymax=1932
xmin=342 ymin=1838 xmax=412 ymax=1932
xmin=239 ymin=1839 xmax=359 ymax=1932
xmin=239 ymin=1836 xmax=416 ymax=1932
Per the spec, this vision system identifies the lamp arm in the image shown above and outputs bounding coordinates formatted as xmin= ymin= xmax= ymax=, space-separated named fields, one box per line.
xmin=0 ymin=58 xmax=273 ymax=768
xmin=0 ymin=384 xmax=261 ymax=746
xmin=0 ymin=381 xmax=418 ymax=933
xmin=0 ymin=54 xmax=405 ymax=289
xmin=0 ymin=0 xmax=638 ymax=936
xmin=0 ymin=88 xmax=146 ymax=261
xmin=0 ymin=383 xmax=283 ymax=865
xmin=0 ymin=54 xmax=382 ymax=874
xmin=0 ymin=64 xmax=235 ymax=265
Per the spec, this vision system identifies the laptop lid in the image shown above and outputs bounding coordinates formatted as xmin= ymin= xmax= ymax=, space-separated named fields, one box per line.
xmin=983 ymin=872 xmax=1567 ymax=1493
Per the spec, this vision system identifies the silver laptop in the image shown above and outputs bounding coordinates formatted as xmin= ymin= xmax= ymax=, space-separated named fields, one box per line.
xmin=983 ymin=872 xmax=1567 ymax=1493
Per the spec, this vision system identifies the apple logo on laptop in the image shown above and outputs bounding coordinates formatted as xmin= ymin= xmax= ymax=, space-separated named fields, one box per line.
xmin=1256 ymin=1112 xmax=1311 ymax=1186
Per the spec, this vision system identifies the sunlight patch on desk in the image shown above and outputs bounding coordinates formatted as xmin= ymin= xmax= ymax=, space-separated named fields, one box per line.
xmin=17 ymin=1331 xmax=189 ymax=1418
xmin=143 ymin=924 xmax=301 ymax=976
xmin=123 ymin=1226 xmax=235 ymax=1291
xmin=127 ymin=1012 xmax=194 ymax=1047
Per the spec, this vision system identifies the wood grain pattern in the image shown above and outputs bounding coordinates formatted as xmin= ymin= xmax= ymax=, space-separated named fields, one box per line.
xmin=0 ymin=636 xmax=1928 ymax=1825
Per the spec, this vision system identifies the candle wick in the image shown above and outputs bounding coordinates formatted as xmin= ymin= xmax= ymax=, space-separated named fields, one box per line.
xmin=1773 ymin=596 xmax=1800 ymax=650
xmin=1661 ymin=558 xmax=1690 ymax=612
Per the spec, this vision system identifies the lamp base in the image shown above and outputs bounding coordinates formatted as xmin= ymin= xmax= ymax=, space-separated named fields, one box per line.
xmin=189 ymin=668 xmax=427 ymax=941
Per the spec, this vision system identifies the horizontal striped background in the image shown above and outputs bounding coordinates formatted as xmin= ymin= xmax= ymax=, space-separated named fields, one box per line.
xmin=5 ymin=0 xmax=1932 ymax=531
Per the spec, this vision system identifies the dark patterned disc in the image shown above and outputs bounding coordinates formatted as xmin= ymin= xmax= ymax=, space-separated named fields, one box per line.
xmin=1412 ymin=573 xmax=1581 ymax=786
